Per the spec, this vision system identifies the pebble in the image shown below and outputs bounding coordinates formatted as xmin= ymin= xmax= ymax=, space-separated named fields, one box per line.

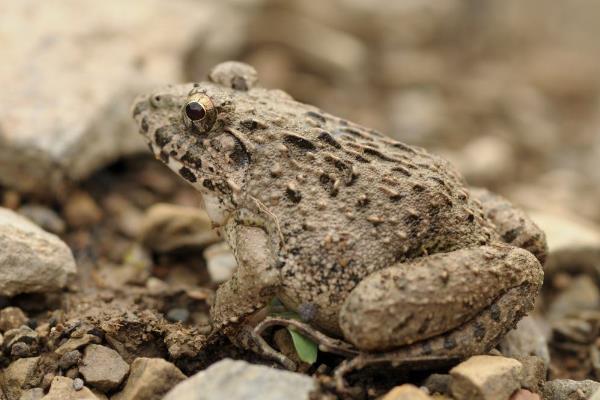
xmin=543 ymin=379 xmax=600 ymax=400
xmin=422 ymin=373 xmax=451 ymax=396
xmin=0 ymin=0 xmax=223 ymax=195
xmin=18 ymin=205 xmax=66 ymax=235
xmin=382 ymin=384 xmax=432 ymax=400
xmin=163 ymin=358 xmax=317 ymax=400
xmin=0 ymin=208 xmax=77 ymax=296
xmin=42 ymin=376 xmax=99 ymax=400
xmin=59 ymin=350 xmax=82 ymax=370
xmin=204 ymin=242 xmax=238 ymax=283
xmin=139 ymin=204 xmax=220 ymax=252
xmin=450 ymin=355 xmax=523 ymax=400
xmin=2 ymin=356 xmax=40 ymax=400
xmin=4 ymin=325 xmax=39 ymax=357
xmin=166 ymin=308 xmax=190 ymax=323
xmin=0 ymin=307 xmax=28 ymax=333
xmin=54 ymin=334 xmax=101 ymax=356
xmin=79 ymin=344 xmax=130 ymax=392
xmin=73 ymin=378 xmax=85 ymax=391
xmin=63 ymin=192 xmax=103 ymax=228
xmin=112 ymin=357 xmax=186 ymax=400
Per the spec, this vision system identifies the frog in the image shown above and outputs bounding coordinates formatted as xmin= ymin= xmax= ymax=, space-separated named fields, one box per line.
xmin=131 ymin=61 xmax=546 ymax=372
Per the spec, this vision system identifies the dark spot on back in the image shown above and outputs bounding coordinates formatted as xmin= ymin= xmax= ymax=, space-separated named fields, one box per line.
xmin=391 ymin=141 xmax=417 ymax=154
xmin=181 ymin=150 xmax=202 ymax=169
xmin=444 ymin=336 xmax=457 ymax=350
xmin=133 ymin=102 xmax=149 ymax=118
xmin=306 ymin=111 xmax=327 ymax=124
xmin=155 ymin=127 xmax=172 ymax=147
xmin=421 ymin=341 xmax=433 ymax=355
xmin=229 ymin=141 xmax=250 ymax=167
xmin=318 ymin=131 xmax=341 ymax=149
xmin=490 ymin=303 xmax=501 ymax=322
xmin=203 ymin=179 xmax=215 ymax=191
xmin=231 ymin=76 xmax=248 ymax=91
xmin=159 ymin=151 xmax=169 ymax=163
xmin=286 ymin=187 xmax=302 ymax=203
xmin=179 ymin=167 xmax=197 ymax=183
xmin=473 ymin=322 xmax=486 ymax=341
xmin=284 ymin=134 xmax=316 ymax=152
xmin=140 ymin=117 xmax=149 ymax=133
xmin=363 ymin=147 xmax=397 ymax=162
xmin=240 ymin=118 xmax=267 ymax=130
xmin=502 ymin=228 xmax=521 ymax=243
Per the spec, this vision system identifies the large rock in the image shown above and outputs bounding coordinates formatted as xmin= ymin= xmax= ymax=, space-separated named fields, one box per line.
xmin=163 ymin=359 xmax=318 ymax=400
xmin=79 ymin=344 xmax=129 ymax=392
xmin=1 ymin=357 xmax=40 ymax=400
xmin=0 ymin=208 xmax=76 ymax=296
xmin=0 ymin=0 xmax=222 ymax=194
xmin=112 ymin=357 xmax=185 ymax=400
xmin=543 ymin=379 xmax=600 ymax=400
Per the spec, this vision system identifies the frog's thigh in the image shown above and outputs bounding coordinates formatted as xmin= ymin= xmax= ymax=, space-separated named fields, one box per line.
xmin=470 ymin=187 xmax=547 ymax=263
xmin=211 ymin=225 xmax=280 ymax=329
xmin=339 ymin=244 xmax=543 ymax=352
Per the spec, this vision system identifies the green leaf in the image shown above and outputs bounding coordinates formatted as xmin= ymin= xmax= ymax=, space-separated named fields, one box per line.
xmin=288 ymin=328 xmax=318 ymax=364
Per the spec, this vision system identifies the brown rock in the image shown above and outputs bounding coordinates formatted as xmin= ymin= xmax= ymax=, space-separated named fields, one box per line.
xmin=79 ymin=345 xmax=129 ymax=392
xmin=450 ymin=355 xmax=523 ymax=400
xmin=54 ymin=334 xmax=101 ymax=356
xmin=0 ymin=307 xmax=28 ymax=332
xmin=1 ymin=357 xmax=40 ymax=400
xmin=112 ymin=358 xmax=186 ymax=400
xmin=41 ymin=376 xmax=99 ymax=400
xmin=63 ymin=192 xmax=102 ymax=228
xmin=510 ymin=389 xmax=541 ymax=400
xmin=382 ymin=384 xmax=432 ymax=400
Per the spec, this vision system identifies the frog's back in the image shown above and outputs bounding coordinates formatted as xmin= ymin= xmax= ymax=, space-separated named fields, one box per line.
xmin=236 ymin=91 xmax=497 ymax=332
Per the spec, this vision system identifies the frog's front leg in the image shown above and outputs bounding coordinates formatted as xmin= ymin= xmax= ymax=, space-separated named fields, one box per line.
xmin=339 ymin=243 xmax=543 ymax=353
xmin=210 ymin=224 xmax=289 ymax=365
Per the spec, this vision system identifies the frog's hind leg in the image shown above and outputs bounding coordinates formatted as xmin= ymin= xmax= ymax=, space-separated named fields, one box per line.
xmin=339 ymin=243 xmax=543 ymax=352
xmin=470 ymin=187 xmax=547 ymax=264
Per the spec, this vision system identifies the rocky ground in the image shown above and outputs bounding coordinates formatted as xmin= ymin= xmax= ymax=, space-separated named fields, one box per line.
xmin=2 ymin=0 xmax=600 ymax=399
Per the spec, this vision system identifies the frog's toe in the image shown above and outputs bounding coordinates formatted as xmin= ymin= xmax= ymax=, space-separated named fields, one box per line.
xmin=339 ymin=244 xmax=543 ymax=352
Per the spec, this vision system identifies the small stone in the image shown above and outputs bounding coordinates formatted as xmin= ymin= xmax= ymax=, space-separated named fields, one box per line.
xmin=382 ymin=384 xmax=432 ymax=400
xmin=518 ymin=356 xmax=547 ymax=393
xmin=139 ymin=204 xmax=219 ymax=252
xmin=63 ymin=192 xmax=102 ymax=228
xmin=166 ymin=308 xmax=190 ymax=323
xmin=0 ymin=208 xmax=77 ymax=296
xmin=450 ymin=355 xmax=523 ymax=400
xmin=59 ymin=350 xmax=82 ymax=370
xmin=163 ymin=359 xmax=317 ymax=400
xmin=0 ymin=307 xmax=28 ymax=332
xmin=422 ymin=374 xmax=451 ymax=395
xmin=79 ymin=345 xmax=129 ymax=392
xmin=113 ymin=357 xmax=186 ymax=400
xmin=73 ymin=378 xmax=85 ymax=391
xmin=510 ymin=389 xmax=541 ymax=400
xmin=66 ymin=367 xmax=80 ymax=380
xmin=543 ymin=379 xmax=600 ymax=400
xmin=54 ymin=334 xmax=101 ymax=356
xmin=19 ymin=388 xmax=45 ymax=400
xmin=204 ymin=242 xmax=237 ymax=283
xmin=4 ymin=325 xmax=39 ymax=357
xmin=42 ymin=376 xmax=99 ymax=400
xmin=18 ymin=205 xmax=66 ymax=235
xmin=2 ymin=357 xmax=40 ymax=400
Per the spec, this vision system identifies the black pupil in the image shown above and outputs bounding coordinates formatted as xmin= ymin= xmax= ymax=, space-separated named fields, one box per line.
xmin=185 ymin=102 xmax=206 ymax=121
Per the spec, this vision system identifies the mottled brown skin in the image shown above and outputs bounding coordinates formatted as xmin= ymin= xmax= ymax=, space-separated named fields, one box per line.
xmin=132 ymin=62 xmax=546 ymax=359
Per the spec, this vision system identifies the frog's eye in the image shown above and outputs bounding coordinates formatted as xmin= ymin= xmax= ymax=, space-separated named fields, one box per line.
xmin=182 ymin=93 xmax=217 ymax=133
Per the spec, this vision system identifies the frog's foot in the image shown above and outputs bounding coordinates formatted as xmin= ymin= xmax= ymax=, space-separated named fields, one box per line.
xmin=232 ymin=324 xmax=297 ymax=370
xmin=255 ymin=317 xmax=359 ymax=358
xmin=340 ymin=243 xmax=543 ymax=352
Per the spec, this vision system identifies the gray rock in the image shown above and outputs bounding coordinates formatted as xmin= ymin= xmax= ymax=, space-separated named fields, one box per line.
xmin=79 ymin=345 xmax=129 ymax=392
xmin=59 ymin=350 xmax=82 ymax=370
xmin=0 ymin=0 xmax=222 ymax=195
xmin=112 ymin=357 xmax=186 ymax=400
xmin=163 ymin=358 xmax=318 ymax=400
xmin=499 ymin=316 xmax=550 ymax=367
xmin=0 ymin=208 xmax=76 ymax=296
xmin=543 ymin=379 xmax=600 ymax=400
xmin=41 ymin=376 xmax=99 ymax=400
